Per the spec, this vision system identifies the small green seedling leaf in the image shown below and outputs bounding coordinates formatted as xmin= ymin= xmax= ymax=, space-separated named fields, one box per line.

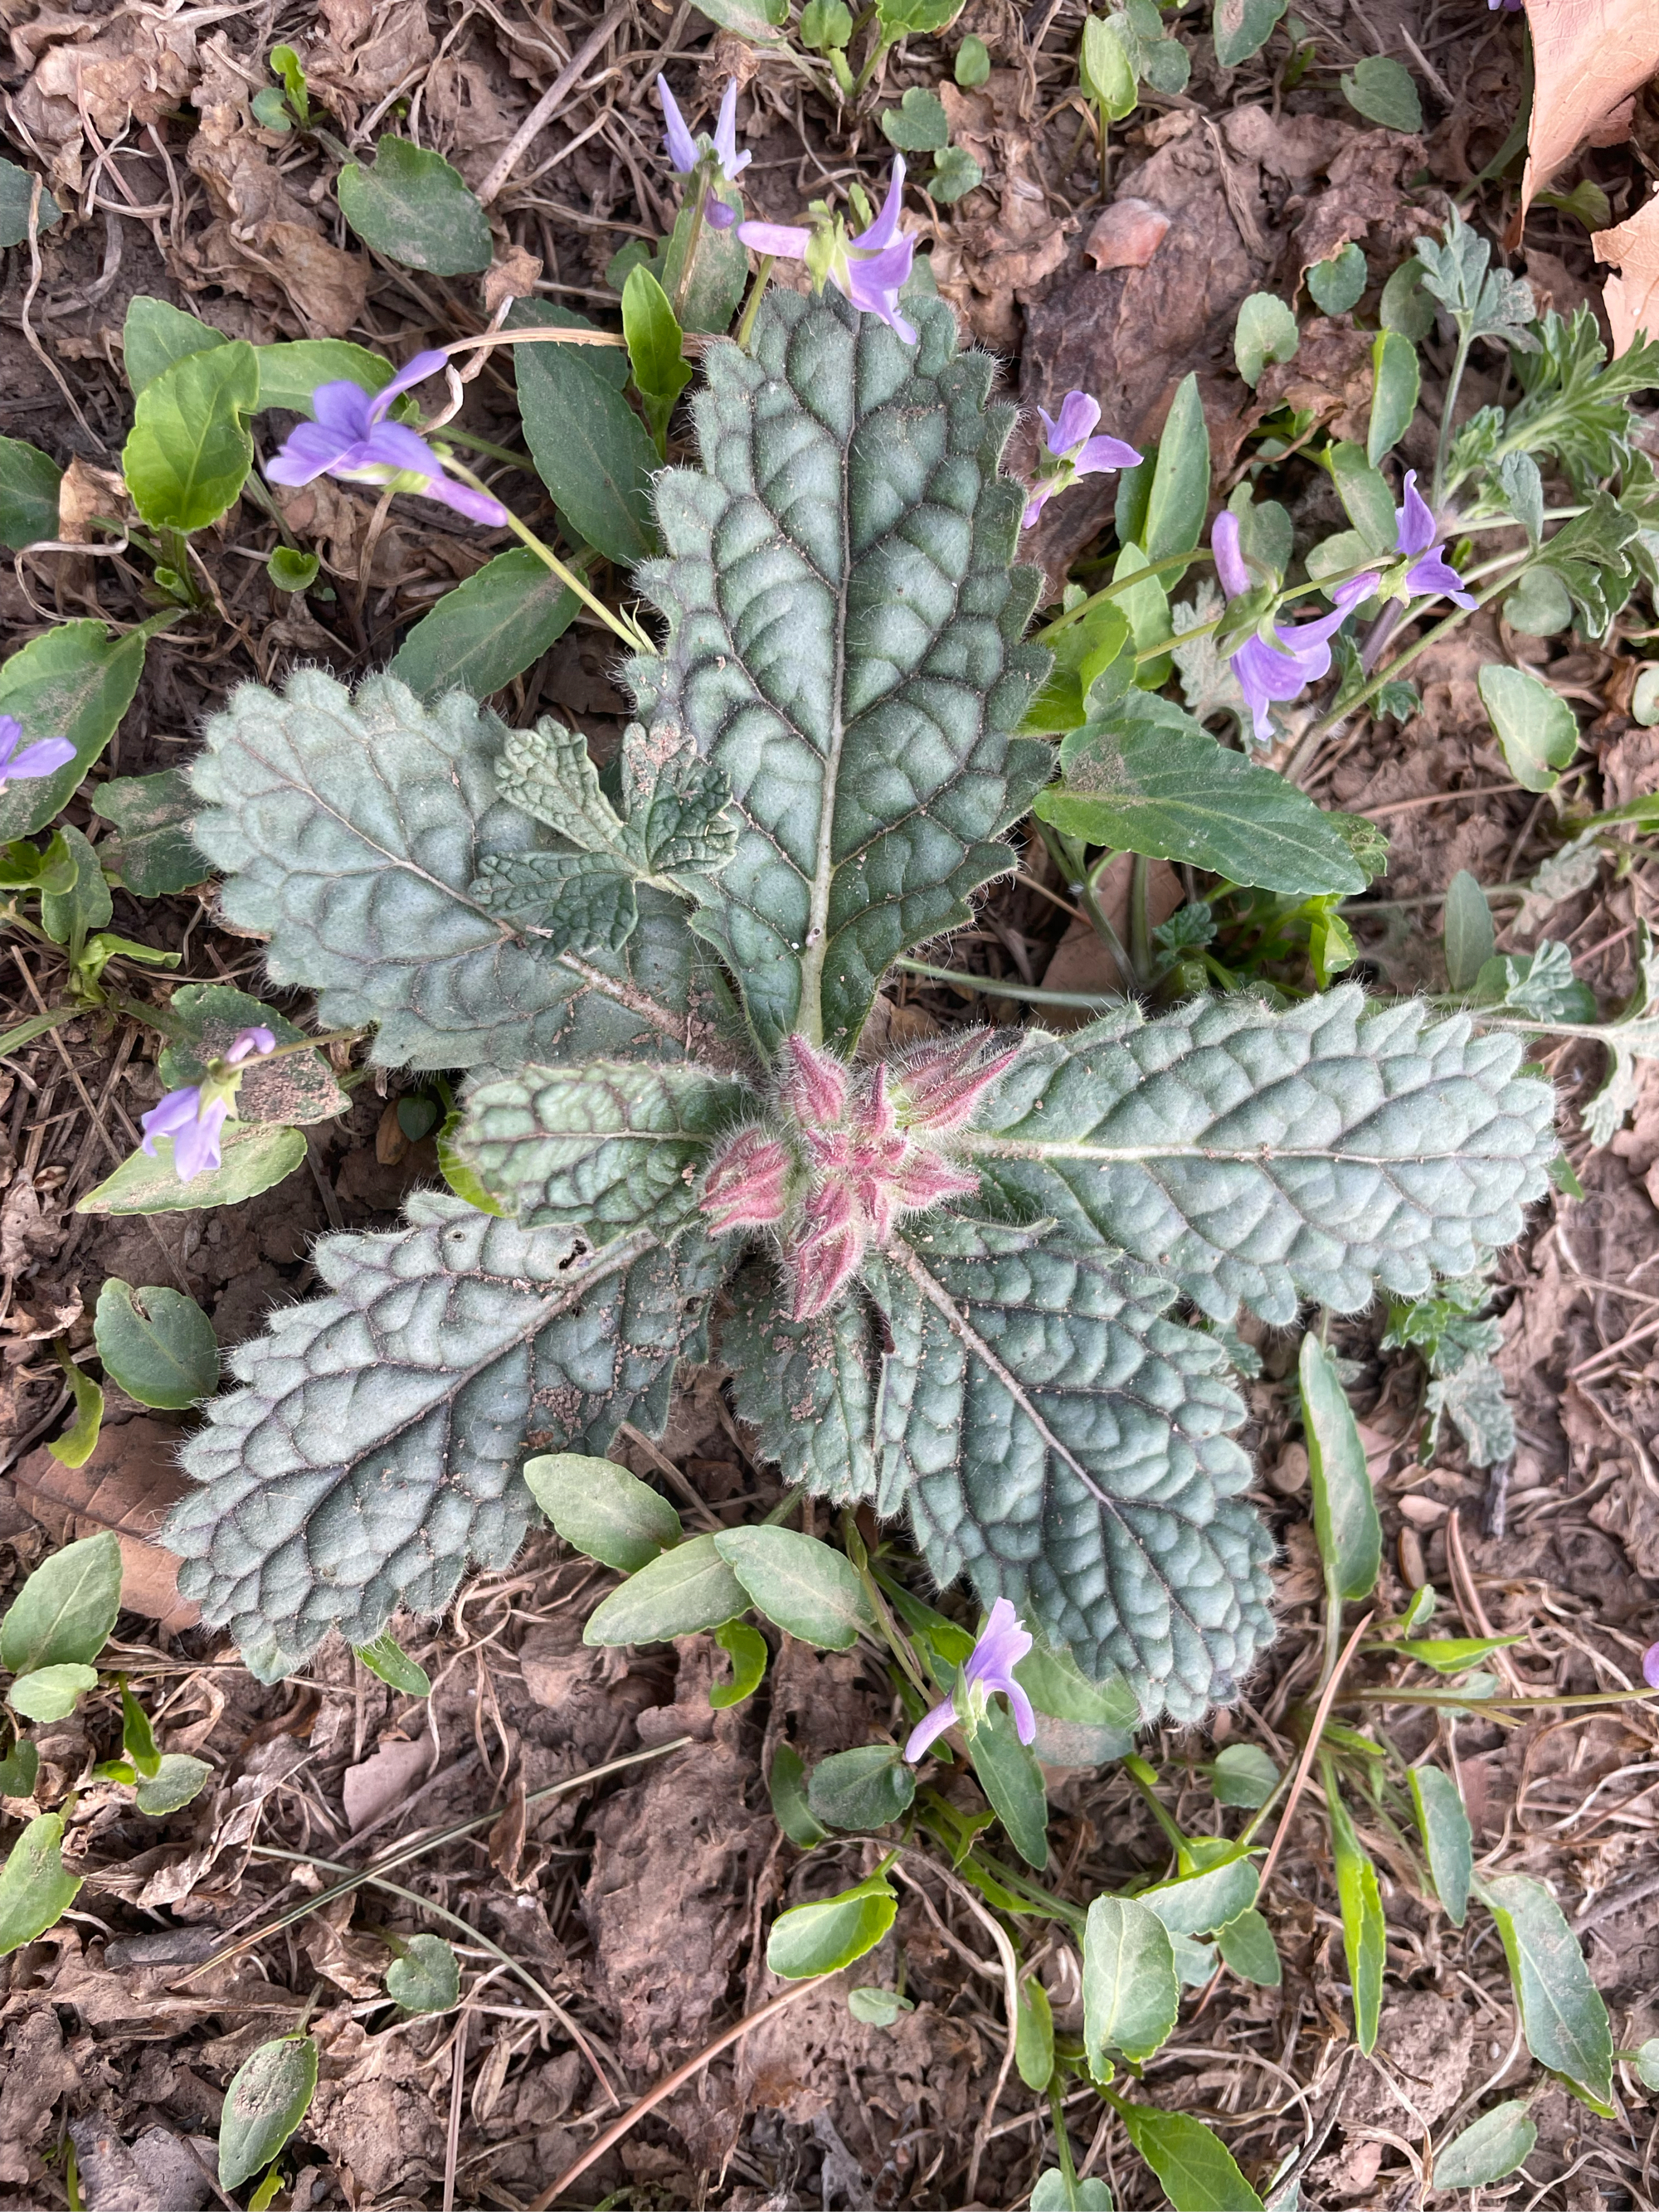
xmin=1634 ymin=2039 xmax=1659 ymax=2090
xmin=1080 ymin=15 xmax=1136 ymax=119
xmin=1030 ymin=2171 xmax=1115 ymax=2211
xmin=0 ymin=436 xmax=61 ymax=549
xmin=1433 ymin=2101 xmax=1537 ymax=2189
xmin=1479 ymin=1872 xmax=1613 ymax=2107
xmin=217 ymin=2036 xmax=319 ymax=2191
xmin=1395 ymin=1634 xmax=1524 ymax=1673
xmin=1504 ymin=566 xmax=1574 ymax=637
xmin=1213 ymin=0 xmax=1286 ymax=67
xmin=353 ymin=1632 xmax=431 ymax=1698
xmin=523 ymin=1452 xmax=682 ymax=1574
xmin=387 ymin=1933 xmax=460 ymax=2014
xmin=1443 ymin=869 xmax=1495 ymax=993
xmin=621 ymin=265 xmax=692 ymax=454
xmin=1326 ymin=1764 xmax=1384 ymax=2053
xmin=46 ymin=1345 xmax=103 ymax=1471
xmin=769 ymin=1743 xmax=830 ymax=1847
xmin=1409 ymin=1763 xmax=1472 ymax=1925
xmin=1300 ymin=1334 xmax=1381 ymax=1602
xmin=1111 ymin=2098 xmax=1263 ymax=2210
xmin=927 ymin=143 xmax=984 ymax=203
xmin=1340 ymin=53 xmax=1423 ymax=131
xmin=806 ymin=1743 xmax=916 ymax=1830
xmin=337 ymin=139 xmax=492 ymax=275
xmin=1083 ymin=1895 xmax=1180 ymax=2069
xmin=251 ymin=86 xmax=292 ymax=130
xmin=1015 ymin=1972 xmax=1056 ymax=2091
xmin=8 ymin=1664 xmax=98 ymax=1723
xmin=709 ymin=1617 xmax=768 ymax=1708
xmin=766 ymin=1871 xmax=897 ymax=1978
xmin=136 ymin=1753 xmax=213 ymax=1816
xmin=1478 ymin=664 xmax=1579 ymax=795
xmin=270 ymin=42 xmax=309 ymax=122
xmin=120 ymin=1677 xmax=162 ymax=1777
xmin=269 ymin=547 xmax=319 ymax=591
xmin=955 ymin=32 xmax=990 ymax=82
xmin=1368 ymin=328 xmax=1419 ymax=462
xmin=713 ymin=1527 xmax=868 ymax=1650
xmin=582 ymin=1531 xmax=746 ymax=1646
xmin=1 ymin=1529 xmax=123 ymax=1674
xmin=881 ymin=85 xmax=949 ymax=151
xmin=94 ymin=1280 xmax=220 ymax=1410
xmin=1307 ymin=241 xmax=1366 ymax=315
xmin=0 ymin=1814 xmax=80 ymax=1954
xmin=1209 ymin=1743 xmax=1278 ymax=1808
xmin=1233 ymin=293 xmax=1298 ymax=388
xmin=1216 ymin=1906 xmax=1281 ymax=1986
xmin=848 ymin=1985 xmax=914 ymax=2027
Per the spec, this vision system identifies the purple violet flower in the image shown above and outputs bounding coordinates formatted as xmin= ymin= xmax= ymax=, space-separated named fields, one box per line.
xmin=0 ymin=713 xmax=75 ymax=790
xmin=906 ymin=1597 xmax=1036 ymax=1760
xmin=265 ymin=352 xmax=507 ymax=527
xmin=658 ymin=77 xmax=751 ymax=230
xmin=1213 ymin=508 xmax=1375 ymax=745
xmin=738 ymin=160 xmax=918 ymax=344
xmin=140 ymin=1025 xmax=275 ymax=1184
xmin=1394 ymin=470 xmax=1477 ymax=609
xmin=1644 ymin=1643 xmax=1659 ymax=1691
xmin=1023 ymin=390 xmax=1141 ymax=528
xmin=1489 ymin=1 xmax=1522 ymax=12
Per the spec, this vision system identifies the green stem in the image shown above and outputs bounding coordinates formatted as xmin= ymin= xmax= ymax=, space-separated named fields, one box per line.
xmin=1123 ymin=1754 xmax=1187 ymax=1855
xmin=672 ymin=169 xmax=709 ymax=325
xmin=1129 ymin=853 xmax=1151 ymax=985
xmin=447 ymin=463 xmax=652 ymax=654
xmin=1433 ymin=322 xmax=1476 ymax=511
xmin=851 ymin=29 xmax=893 ymax=98
xmin=433 ymin=426 xmax=532 ymax=470
xmin=1049 ymin=2082 xmax=1081 ymax=2192
xmin=735 ymin=255 xmax=775 ymax=352
xmin=1035 ymin=550 xmax=1215 ymax=640
xmin=893 ymin=957 xmax=1119 ymax=1009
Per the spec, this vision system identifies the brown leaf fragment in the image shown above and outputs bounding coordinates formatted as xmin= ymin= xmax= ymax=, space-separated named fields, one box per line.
xmin=1086 ymin=198 xmax=1170 ymax=270
xmin=484 ymin=242 xmax=543 ymax=317
xmin=342 ymin=1735 xmax=432 ymax=1834
xmin=12 ymin=16 xmax=199 ymax=190
xmin=1522 ymin=0 xmax=1659 ymax=212
xmin=488 ymin=1764 xmax=528 ymax=1884
xmin=13 ymin=1417 xmax=198 ymax=1630
xmin=0 ymin=2010 xmax=80 ymax=2185
xmin=1293 ymin=129 xmax=1426 ymax=281
xmin=1593 ymin=193 xmax=1659 ymax=357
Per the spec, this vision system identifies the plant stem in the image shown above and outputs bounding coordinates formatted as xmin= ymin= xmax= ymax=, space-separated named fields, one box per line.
xmin=735 ymin=255 xmax=775 ymax=351
xmin=1129 ymin=853 xmax=1151 ymax=985
xmin=672 ymin=170 xmax=709 ymax=324
xmin=893 ymin=957 xmax=1119 ymax=1009
xmin=447 ymin=464 xmax=652 ymax=654
xmin=1432 ymin=322 xmax=1476 ymax=510
xmin=1035 ymin=549 xmax=1215 ymax=639
xmin=851 ymin=29 xmax=892 ymax=98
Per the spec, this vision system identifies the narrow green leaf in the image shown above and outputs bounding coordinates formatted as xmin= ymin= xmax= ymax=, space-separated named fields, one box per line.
xmin=1142 ymin=372 xmax=1210 ymax=581
xmin=120 ymin=1678 xmax=162 ymax=1777
xmin=622 ymin=266 xmax=693 ymax=454
xmin=1433 ymin=2101 xmax=1537 ymax=2190
xmin=1408 ymin=1764 xmax=1472 ymax=1926
xmin=766 ymin=1873 xmax=897 ymax=1978
xmin=1478 ymin=664 xmax=1579 ymax=795
xmin=135 ymin=1752 xmax=213 ymax=1816
xmin=0 ymin=1531 xmax=122 ymax=1674
xmin=713 ymin=1527 xmax=868 ymax=1650
xmin=509 ymin=302 xmax=658 ymax=566
xmin=0 ymin=1815 xmax=80 ymax=1954
xmin=389 ymin=548 xmax=579 ymax=702
xmin=122 ymin=341 xmax=259 ymax=532
xmin=337 ymin=139 xmax=492 ymax=275
xmin=1326 ymin=442 xmax=1397 ymax=555
xmin=1368 ymin=329 xmax=1420 ymax=463
xmin=1300 ymin=1334 xmax=1381 ymax=1602
xmin=217 ymin=2037 xmax=319 ymax=2191
xmin=94 ymin=1281 xmax=220 ymax=1410
xmin=709 ymin=1617 xmax=768 ymax=1708
xmin=77 ymin=1123 xmax=306 ymax=1216
xmin=1478 ymin=1872 xmax=1613 ymax=2107
xmin=37 ymin=823 xmax=110 ymax=952
xmin=0 ymin=616 xmax=154 ymax=843
xmin=1215 ymin=1906 xmax=1281 ymax=1986
xmin=966 ymin=1698 xmax=1050 ymax=1869
xmin=1082 ymin=1895 xmax=1180 ymax=2069
xmin=1443 ymin=868 xmax=1495 ymax=993
xmin=1112 ymin=2100 xmax=1263 ymax=2210
xmin=123 ymin=297 xmax=228 ymax=395
xmin=806 ymin=1743 xmax=916 ymax=1830
xmin=523 ymin=1452 xmax=683 ymax=1573
xmin=769 ymin=1743 xmax=830 ymax=1847
xmin=582 ymin=1531 xmax=747 ymax=1646
xmin=1016 ymin=1972 xmax=1056 ymax=2091
xmin=353 ymin=1632 xmax=432 ymax=1698
xmin=386 ymin=1933 xmax=460 ymax=2014
xmin=1395 ymin=1633 xmax=1524 ymax=1673
xmin=1326 ymin=1763 xmax=1385 ymax=2054
xmin=0 ymin=435 xmax=61 ymax=549
xmin=8 ymin=1664 xmax=98 ymax=1723
xmin=1080 ymin=16 xmax=1136 ymax=117
xmin=1234 ymin=294 xmax=1298 ymax=388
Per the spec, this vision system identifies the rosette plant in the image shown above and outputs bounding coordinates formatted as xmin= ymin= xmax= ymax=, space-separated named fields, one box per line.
xmin=164 ymin=289 xmax=1557 ymax=1718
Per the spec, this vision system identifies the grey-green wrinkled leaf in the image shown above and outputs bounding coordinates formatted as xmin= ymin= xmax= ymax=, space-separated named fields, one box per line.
xmin=523 ymin=1451 xmax=682 ymax=1572
xmin=963 ymin=988 xmax=1558 ymax=1325
xmin=389 ymin=550 xmax=579 ymax=703
xmin=94 ymin=1281 xmax=220 ymax=1410
xmin=1209 ymin=1743 xmax=1278 ymax=1807
xmin=1478 ymin=664 xmax=1579 ymax=794
xmin=1300 ymin=1335 xmax=1380 ymax=1602
xmin=337 ymin=139 xmax=491 ymax=274
xmin=1141 ymin=1851 xmax=1258 ymax=1937
xmin=0 ymin=158 xmax=60 ymax=248
xmin=713 ymin=1527 xmax=869 ymax=1650
xmin=167 ymin=1194 xmax=723 ymax=1678
xmin=90 ymin=770 xmax=208 ymax=897
xmin=471 ymin=850 xmax=640 ymax=953
xmin=158 ymin=984 xmax=347 ymax=1129
xmin=79 ymin=1123 xmax=306 ymax=1217
xmin=509 ymin=302 xmax=658 ymax=566
xmin=8 ymin=1664 xmax=98 ymax=1722
xmin=1479 ymin=1872 xmax=1613 ymax=2107
xmin=456 ymin=1060 xmax=749 ymax=1241
xmin=767 ymin=1874 xmax=896 ymax=1978
xmin=1410 ymin=1764 xmax=1472 ymax=1925
xmin=1 ymin=1530 xmax=122 ymax=1674
xmin=386 ymin=1934 xmax=460 ymax=2014
xmin=0 ymin=435 xmax=61 ymax=550
xmin=0 ymin=1815 xmax=80 ymax=1955
xmin=1443 ymin=870 xmax=1495 ymax=993
xmin=0 ymin=616 xmax=154 ymax=843
xmin=1216 ymin=1905 xmax=1280 ymax=1986
xmin=1340 ymin=53 xmax=1423 ymax=131
xmin=218 ymin=2036 xmax=319 ymax=2191
xmin=1213 ymin=0 xmax=1286 ymax=68
xmin=966 ymin=1697 xmax=1049 ymax=1869
xmin=723 ymin=1266 xmax=878 ymax=1507
xmin=631 ymin=286 xmax=1048 ymax=1054
xmin=583 ymin=1530 xmax=748 ymax=1647
xmin=135 ymin=1752 xmax=213 ymax=1816
xmin=187 ymin=669 xmax=704 ymax=1074
xmin=498 ymin=711 xmax=740 ymax=883
xmin=1082 ymin=1895 xmax=1179 ymax=2069
xmin=865 ymin=1228 xmax=1273 ymax=1720
xmin=1434 ymin=2101 xmax=1536 ymax=2190
xmin=1234 ymin=294 xmax=1298 ymax=388
xmin=1112 ymin=2104 xmax=1262 ymax=2211
xmin=806 ymin=1743 xmax=916 ymax=1829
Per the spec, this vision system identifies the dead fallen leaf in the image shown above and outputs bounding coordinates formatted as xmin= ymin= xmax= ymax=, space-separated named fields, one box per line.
xmin=1293 ymin=129 xmax=1425 ymax=281
xmin=180 ymin=108 xmax=367 ymax=339
xmin=1037 ymin=858 xmax=1183 ymax=1028
xmin=342 ymin=1735 xmax=432 ymax=1834
xmin=302 ymin=0 xmax=435 ymax=118
xmin=1593 ymin=192 xmax=1659 ymax=357
xmin=12 ymin=16 xmax=199 ymax=191
xmin=1086 ymin=199 xmax=1170 ymax=270
xmin=14 ymin=1418 xmax=199 ymax=1630
xmin=426 ymin=56 xmax=523 ymax=188
xmin=0 ymin=1169 xmax=61 ymax=1278
xmin=484 ymin=242 xmax=543 ymax=318
xmin=1257 ymin=317 xmax=1376 ymax=444
xmin=1521 ymin=0 xmax=1659 ymax=213
xmin=0 ymin=2010 xmax=80 ymax=2185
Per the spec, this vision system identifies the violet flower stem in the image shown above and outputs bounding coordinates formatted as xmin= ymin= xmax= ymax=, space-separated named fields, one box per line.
xmin=445 ymin=463 xmax=652 ymax=653
xmin=1432 ymin=324 xmax=1476 ymax=510
xmin=672 ymin=173 xmax=708 ymax=324
xmin=735 ymin=255 xmax=775 ymax=351
xmin=850 ymin=29 xmax=892 ymax=100
xmin=1035 ymin=549 xmax=1215 ymax=640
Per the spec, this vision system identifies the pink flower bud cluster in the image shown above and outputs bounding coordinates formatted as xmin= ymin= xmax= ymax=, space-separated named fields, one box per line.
xmin=699 ymin=1030 xmax=1017 ymax=1320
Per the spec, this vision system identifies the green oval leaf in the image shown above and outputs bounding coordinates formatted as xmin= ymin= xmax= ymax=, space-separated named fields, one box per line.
xmin=337 ymin=139 xmax=492 ymax=275
xmin=1300 ymin=1334 xmax=1381 ymax=1602
xmin=523 ymin=1452 xmax=683 ymax=1573
xmin=0 ymin=1741 xmax=40 ymax=1797
xmin=0 ymin=158 xmax=60 ymax=248
xmin=122 ymin=340 xmax=259 ymax=532
xmin=1083 ymin=1894 xmax=1180 ymax=2069
xmin=713 ymin=1527 xmax=868 ymax=1650
xmin=0 ymin=435 xmax=61 ymax=550
xmin=508 ymin=303 xmax=658 ymax=566
xmin=0 ymin=616 xmax=156 ymax=843
xmin=582 ymin=1531 xmax=747 ymax=1646
xmin=77 ymin=1122 xmax=307 ymax=1217
xmin=386 ymin=1932 xmax=460 ymax=2014
xmin=1015 ymin=1971 xmax=1055 ymax=2091
xmin=766 ymin=1873 xmax=896 ymax=1979
xmin=1443 ymin=868 xmax=1495 ymax=994
xmin=1433 ymin=2099 xmax=1536 ymax=2189
xmin=1140 ymin=1851 xmax=1259 ymax=1938
xmin=966 ymin=1699 xmax=1050 ymax=1869
xmin=1212 ymin=0 xmax=1286 ymax=67
xmin=123 ymin=297 xmax=228 ymax=394
xmin=353 ymin=1632 xmax=432 ymax=1698
xmin=622 ymin=265 xmax=693 ymax=453
xmin=94 ymin=1280 xmax=220 ymax=1410
xmin=1307 ymin=241 xmax=1367 ymax=316
xmin=269 ymin=547 xmax=319 ymax=592
xmin=157 ymin=984 xmax=346 ymax=1130
xmin=768 ymin=1742 xmax=830 ymax=1847
xmin=8 ymin=1663 xmax=98 ymax=1722
xmin=805 ymin=1743 xmax=916 ymax=1830
xmin=90 ymin=770 xmax=207 ymax=897
xmin=46 ymin=1345 xmax=103 ymax=1471
xmin=1478 ymin=664 xmax=1579 ymax=794
xmin=1233 ymin=293 xmax=1298 ymax=388
xmin=1478 ymin=1871 xmax=1613 ymax=2107
xmin=709 ymin=1617 xmax=768 ymax=1709
xmin=1214 ymin=1905 xmax=1281 ymax=1986
xmin=1030 ymin=2171 xmax=1115 ymax=2211
xmin=388 ymin=548 xmax=579 ymax=703
xmin=1209 ymin=1743 xmax=1278 ymax=1808
xmin=1 ymin=1530 xmax=122 ymax=1674
xmin=217 ymin=2035 xmax=319 ymax=2191
xmin=136 ymin=1752 xmax=214 ymax=1816
xmin=848 ymin=1983 xmax=914 ymax=2027
xmin=1340 ymin=53 xmax=1423 ymax=131
xmin=1368 ymin=328 xmax=1420 ymax=463
xmin=0 ymin=1814 xmax=80 ymax=1955
xmin=1111 ymin=2100 xmax=1262 ymax=2211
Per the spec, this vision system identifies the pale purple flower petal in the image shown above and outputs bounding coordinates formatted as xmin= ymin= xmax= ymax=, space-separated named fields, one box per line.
xmin=172 ymin=1098 xmax=230 ymax=1181
xmin=706 ymin=194 xmax=737 ymax=229
xmin=658 ymin=75 xmax=698 ymax=174
xmin=0 ymin=715 xmax=75 ymax=785
xmin=360 ymin=418 xmax=452 ymax=479
xmin=1396 ymin=469 xmax=1437 ymax=560
xmin=737 ymin=219 xmax=814 ymax=259
xmin=264 ymin=420 xmax=355 ymax=486
xmin=1645 ymin=1642 xmax=1659 ymax=1690
xmin=1043 ymin=390 xmax=1101 ymax=455
xmin=226 ymin=1026 xmax=276 ymax=1064
xmin=1074 ymin=432 xmax=1142 ymax=477
xmin=713 ymin=78 xmax=752 ymax=177
xmin=904 ymin=1598 xmax=1038 ymax=1758
xmin=1022 ymin=484 xmax=1054 ymax=529
xmin=904 ymin=1696 xmax=960 ymax=1761
xmin=413 ymin=473 xmax=510 ymax=527
xmin=1214 ymin=511 xmax=1380 ymax=741
xmin=310 ymin=380 xmax=374 ymax=436
xmin=1404 ymin=550 xmax=1477 ymax=609
xmin=1210 ymin=508 xmax=1253 ymax=598
xmin=1393 ymin=471 xmax=1475 ymax=607
xmin=855 ymin=158 xmax=907 ymax=252
xmin=844 ymin=233 xmax=917 ymax=342
xmin=367 ymin=348 xmax=448 ymax=423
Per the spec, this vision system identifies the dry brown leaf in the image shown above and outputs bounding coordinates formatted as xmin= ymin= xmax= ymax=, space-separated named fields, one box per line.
xmin=1086 ymin=199 xmax=1170 ymax=270
xmin=341 ymin=1735 xmax=431 ymax=1833
xmin=1521 ymin=0 xmax=1659 ymax=212
xmin=13 ymin=1418 xmax=199 ymax=1629
xmin=12 ymin=17 xmax=199 ymax=190
xmin=426 ymin=55 xmax=523 ymax=187
xmin=302 ymin=0 xmax=435 ymax=115
xmin=1593 ymin=192 xmax=1659 ymax=356
xmin=484 ymin=242 xmax=543 ymax=318
xmin=1293 ymin=129 xmax=1424 ymax=280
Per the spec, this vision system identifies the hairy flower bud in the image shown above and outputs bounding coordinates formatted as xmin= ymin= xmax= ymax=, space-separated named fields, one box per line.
xmin=699 ymin=1125 xmax=794 ymax=1231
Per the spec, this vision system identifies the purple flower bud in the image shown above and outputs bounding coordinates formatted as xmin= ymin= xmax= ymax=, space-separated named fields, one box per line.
xmin=0 ymin=713 xmax=75 ymax=790
xmin=657 ymin=75 xmax=699 ymax=176
xmin=906 ymin=1599 xmax=1037 ymax=1760
xmin=1644 ymin=1642 xmax=1659 ymax=1691
xmin=265 ymin=352 xmax=507 ymax=528
xmin=1213 ymin=508 xmax=1377 ymax=744
xmin=659 ymin=75 xmax=751 ymax=186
